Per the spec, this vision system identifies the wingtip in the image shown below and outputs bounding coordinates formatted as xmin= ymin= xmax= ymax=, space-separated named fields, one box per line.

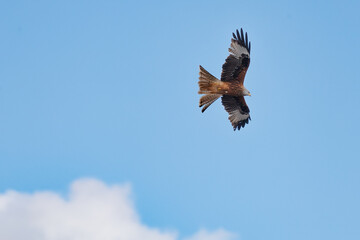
xmin=236 ymin=29 xmax=240 ymax=41
xmin=233 ymin=28 xmax=251 ymax=53
xmin=232 ymin=32 xmax=236 ymax=39
xmin=245 ymin=32 xmax=248 ymax=47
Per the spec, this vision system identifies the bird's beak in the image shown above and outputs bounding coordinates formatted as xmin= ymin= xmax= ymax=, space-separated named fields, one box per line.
xmin=249 ymin=93 xmax=251 ymax=96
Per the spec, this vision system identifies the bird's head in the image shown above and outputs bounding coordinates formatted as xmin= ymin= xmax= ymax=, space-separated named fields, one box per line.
xmin=242 ymin=88 xmax=251 ymax=96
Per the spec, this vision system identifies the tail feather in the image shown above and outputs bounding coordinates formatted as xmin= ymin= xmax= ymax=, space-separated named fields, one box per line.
xmin=199 ymin=94 xmax=221 ymax=112
xmin=198 ymin=65 xmax=224 ymax=112
xmin=198 ymin=65 xmax=222 ymax=94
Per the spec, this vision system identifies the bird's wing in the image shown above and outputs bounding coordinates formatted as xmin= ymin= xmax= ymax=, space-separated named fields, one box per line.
xmin=221 ymin=95 xmax=251 ymax=130
xmin=221 ymin=29 xmax=251 ymax=85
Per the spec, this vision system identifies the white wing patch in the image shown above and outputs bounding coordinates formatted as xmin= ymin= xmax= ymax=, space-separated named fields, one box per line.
xmin=228 ymin=110 xmax=249 ymax=124
xmin=229 ymin=39 xmax=249 ymax=59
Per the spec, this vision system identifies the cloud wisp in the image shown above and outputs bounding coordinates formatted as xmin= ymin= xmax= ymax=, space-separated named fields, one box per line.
xmin=0 ymin=178 xmax=237 ymax=240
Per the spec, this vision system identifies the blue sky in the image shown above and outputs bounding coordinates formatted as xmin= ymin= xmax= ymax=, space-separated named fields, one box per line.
xmin=1 ymin=0 xmax=360 ymax=239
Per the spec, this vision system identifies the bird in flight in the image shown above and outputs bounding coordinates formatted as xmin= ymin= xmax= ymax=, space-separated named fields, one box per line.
xmin=198 ymin=28 xmax=252 ymax=131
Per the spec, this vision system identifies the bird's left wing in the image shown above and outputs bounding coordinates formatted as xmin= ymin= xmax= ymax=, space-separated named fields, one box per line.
xmin=221 ymin=95 xmax=251 ymax=130
xmin=221 ymin=29 xmax=251 ymax=84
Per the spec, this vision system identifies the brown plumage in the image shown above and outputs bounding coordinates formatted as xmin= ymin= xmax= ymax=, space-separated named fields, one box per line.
xmin=198 ymin=28 xmax=252 ymax=131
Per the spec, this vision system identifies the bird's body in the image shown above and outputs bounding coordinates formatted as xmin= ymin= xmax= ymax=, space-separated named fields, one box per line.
xmin=199 ymin=80 xmax=247 ymax=96
xmin=198 ymin=28 xmax=252 ymax=131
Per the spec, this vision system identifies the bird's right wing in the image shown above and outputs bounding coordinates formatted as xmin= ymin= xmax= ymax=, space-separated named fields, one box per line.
xmin=221 ymin=95 xmax=251 ymax=130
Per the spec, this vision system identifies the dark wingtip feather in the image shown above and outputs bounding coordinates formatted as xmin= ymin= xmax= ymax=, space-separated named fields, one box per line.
xmin=245 ymin=32 xmax=248 ymax=48
xmin=236 ymin=29 xmax=241 ymax=41
xmin=240 ymin=29 xmax=244 ymax=42
xmin=249 ymin=41 xmax=251 ymax=53
xmin=232 ymin=32 xmax=236 ymax=39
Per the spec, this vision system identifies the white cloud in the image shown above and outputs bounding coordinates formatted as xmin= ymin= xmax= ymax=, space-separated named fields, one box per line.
xmin=0 ymin=178 xmax=237 ymax=240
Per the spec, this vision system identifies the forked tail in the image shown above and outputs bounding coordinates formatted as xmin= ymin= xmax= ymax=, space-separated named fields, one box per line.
xmin=198 ymin=65 xmax=222 ymax=112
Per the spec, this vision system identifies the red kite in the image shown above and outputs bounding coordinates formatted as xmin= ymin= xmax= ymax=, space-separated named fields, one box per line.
xmin=198 ymin=29 xmax=252 ymax=131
